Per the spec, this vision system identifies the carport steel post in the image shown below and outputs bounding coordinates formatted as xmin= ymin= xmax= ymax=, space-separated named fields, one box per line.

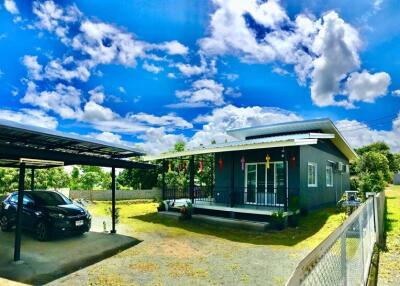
xmin=111 ymin=167 xmax=116 ymax=234
xmin=14 ymin=162 xmax=26 ymax=262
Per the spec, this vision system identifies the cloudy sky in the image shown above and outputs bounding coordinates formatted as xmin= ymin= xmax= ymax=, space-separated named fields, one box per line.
xmin=1 ymin=0 xmax=399 ymax=154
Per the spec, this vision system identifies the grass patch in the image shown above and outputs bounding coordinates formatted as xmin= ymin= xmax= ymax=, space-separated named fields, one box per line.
xmin=88 ymin=201 xmax=345 ymax=249
xmin=378 ymin=185 xmax=400 ymax=284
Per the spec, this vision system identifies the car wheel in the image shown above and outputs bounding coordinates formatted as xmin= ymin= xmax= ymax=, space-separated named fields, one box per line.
xmin=35 ymin=221 xmax=49 ymax=241
xmin=0 ymin=215 xmax=12 ymax=232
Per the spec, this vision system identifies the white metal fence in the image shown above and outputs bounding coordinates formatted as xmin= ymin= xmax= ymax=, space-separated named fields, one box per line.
xmin=287 ymin=192 xmax=385 ymax=286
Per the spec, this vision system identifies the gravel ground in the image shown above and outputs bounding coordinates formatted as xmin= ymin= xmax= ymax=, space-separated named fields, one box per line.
xmin=48 ymin=215 xmax=309 ymax=286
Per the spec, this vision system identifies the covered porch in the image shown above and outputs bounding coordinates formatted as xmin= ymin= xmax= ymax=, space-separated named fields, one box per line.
xmin=142 ymin=133 xmax=326 ymax=218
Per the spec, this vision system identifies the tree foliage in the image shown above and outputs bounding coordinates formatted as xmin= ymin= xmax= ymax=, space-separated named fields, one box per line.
xmin=117 ymin=168 xmax=158 ymax=190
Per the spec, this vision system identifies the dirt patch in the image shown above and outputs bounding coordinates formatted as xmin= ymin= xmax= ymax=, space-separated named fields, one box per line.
xmin=167 ymin=262 xmax=208 ymax=278
xmin=130 ymin=262 xmax=160 ymax=273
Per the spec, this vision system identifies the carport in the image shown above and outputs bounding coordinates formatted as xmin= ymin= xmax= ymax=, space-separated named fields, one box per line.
xmin=0 ymin=119 xmax=153 ymax=262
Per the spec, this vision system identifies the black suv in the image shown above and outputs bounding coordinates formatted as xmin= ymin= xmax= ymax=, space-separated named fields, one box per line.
xmin=0 ymin=191 xmax=91 ymax=241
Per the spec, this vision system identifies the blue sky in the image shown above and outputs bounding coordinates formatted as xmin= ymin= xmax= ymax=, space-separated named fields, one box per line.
xmin=0 ymin=0 xmax=399 ymax=154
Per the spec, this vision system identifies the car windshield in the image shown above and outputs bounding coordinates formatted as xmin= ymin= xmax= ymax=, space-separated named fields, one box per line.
xmin=30 ymin=192 xmax=72 ymax=206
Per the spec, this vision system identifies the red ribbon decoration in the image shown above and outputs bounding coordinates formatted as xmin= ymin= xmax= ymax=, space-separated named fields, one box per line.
xmin=290 ymin=155 xmax=296 ymax=168
xmin=199 ymin=160 xmax=203 ymax=173
xmin=218 ymin=158 xmax=224 ymax=171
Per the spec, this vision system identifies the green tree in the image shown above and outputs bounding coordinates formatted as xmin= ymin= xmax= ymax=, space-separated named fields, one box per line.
xmin=117 ymin=168 xmax=157 ymax=190
xmin=78 ymin=166 xmax=110 ymax=190
xmin=356 ymin=142 xmax=396 ymax=173
xmin=0 ymin=168 xmax=19 ymax=193
xmin=356 ymin=151 xmax=389 ymax=195
xmin=31 ymin=168 xmax=70 ymax=190
xmin=69 ymin=166 xmax=81 ymax=190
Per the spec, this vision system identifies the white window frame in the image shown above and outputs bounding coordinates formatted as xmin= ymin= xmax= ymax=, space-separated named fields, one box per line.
xmin=326 ymin=165 xmax=333 ymax=187
xmin=308 ymin=162 xmax=318 ymax=187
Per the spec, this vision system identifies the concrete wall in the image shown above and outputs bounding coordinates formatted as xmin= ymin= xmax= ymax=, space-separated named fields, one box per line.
xmin=393 ymin=173 xmax=400 ymax=185
xmin=68 ymin=188 xmax=162 ymax=201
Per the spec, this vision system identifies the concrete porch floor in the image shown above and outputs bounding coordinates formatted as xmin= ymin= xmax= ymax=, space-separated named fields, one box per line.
xmin=0 ymin=225 xmax=139 ymax=285
xmin=167 ymin=198 xmax=291 ymax=216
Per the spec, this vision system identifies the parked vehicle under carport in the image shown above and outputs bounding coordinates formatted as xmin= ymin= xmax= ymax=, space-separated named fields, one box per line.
xmin=0 ymin=191 xmax=91 ymax=241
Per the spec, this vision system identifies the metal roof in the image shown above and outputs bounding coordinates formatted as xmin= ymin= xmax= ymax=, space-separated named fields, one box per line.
xmin=0 ymin=119 xmax=143 ymax=158
xmin=0 ymin=119 xmax=153 ymax=169
xmin=142 ymin=133 xmax=331 ymax=161
xmin=227 ymin=118 xmax=358 ymax=161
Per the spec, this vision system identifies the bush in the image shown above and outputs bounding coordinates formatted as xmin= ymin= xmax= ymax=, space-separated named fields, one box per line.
xmin=270 ymin=210 xmax=285 ymax=230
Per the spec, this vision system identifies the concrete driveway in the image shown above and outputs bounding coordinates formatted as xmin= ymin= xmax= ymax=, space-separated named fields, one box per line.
xmin=49 ymin=215 xmax=309 ymax=286
xmin=0 ymin=228 xmax=139 ymax=285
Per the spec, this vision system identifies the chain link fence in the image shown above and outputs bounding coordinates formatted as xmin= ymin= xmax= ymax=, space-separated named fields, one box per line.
xmin=287 ymin=192 xmax=385 ymax=286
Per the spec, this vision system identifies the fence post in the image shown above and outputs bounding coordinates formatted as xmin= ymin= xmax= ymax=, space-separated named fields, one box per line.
xmin=359 ymin=211 xmax=365 ymax=285
xmin=341 ymin=233 xmax=347 ymax=286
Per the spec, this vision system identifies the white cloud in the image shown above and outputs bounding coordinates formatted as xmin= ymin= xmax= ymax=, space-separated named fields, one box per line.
xmin=88 ymin=131 xmax=125 ymax=145
xmin=199 ymin=0 xmax=287 ymax=62
xmin=336 ymin=116 xmax=400 ymax=152
xmin=136 ymin=127 xmax=187 ymax=155
xmin=88 ymin=86 xmax=105 ymax=104
xmin=171 ymin=79 xmax=225 ymax=108
xmin=344 ymin=70 xmax=390 ymax=104
xmin=23 ymin=55 xmax=43 ymax=80
xmin=21 ymin=81 xmax=82 ymax=119
xmin=21 ymin=82 xmax=193 ymax=135
xmin=118 ymin=86 xmax=126 ymax=94
xmin=272 ymin=67 xmax=289 ymax=76
xmin=44 ymin=57 xmax=90 ymax=82
xmin=128 ymin=112 xmax=193 ymax=129
xmin=187 ymin=104 xmax=302 ymax=148
xmin=199 ymin=1 xmax=391 ymax=108
xmin=142 ymin=61 xmax=163 ymax=74
xmin=157 ymin=40 xmax=188 ymax=55
xmin=4 ymin=0 xmax=19 ymax=15
xmin=0 ymin=108 xmax=58 ymax=129
xmin=310 ymin=12 xmax=361 ymax=108
xmin=167 ymin=72 xmax=176 ymax=79
xmin=33 ymin=0 xmax=81 ymax=43
xmin=392 ymin=90 xmax=400 ymax=96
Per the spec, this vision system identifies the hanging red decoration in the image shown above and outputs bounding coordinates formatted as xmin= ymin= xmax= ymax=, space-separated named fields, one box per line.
xmin=218 ymin=158 xmax=224 ymax=171
xmin=240 ymin=156 xmax=245 ymax=171
xmin=290 ymin=155 xmax=296 ymax=168
xmin=199 ymin=160 xmax=203 ymax=173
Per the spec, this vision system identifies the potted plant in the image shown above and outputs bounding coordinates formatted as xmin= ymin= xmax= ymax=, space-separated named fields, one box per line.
xmin=271 ymin=210 xmax=285 ymax=230
xmin=288 ymin=196 xmax=300 ymax=227
xmin=179 ymin=201 xmax=193 ymax=220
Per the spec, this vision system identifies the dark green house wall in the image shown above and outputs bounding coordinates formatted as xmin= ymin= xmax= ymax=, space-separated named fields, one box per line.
xmin=214 ymin=146 xmax=300 ymax=205
xmin=299 ymin=140 xmax=350 ymax=210
xmin=213 ymin=140 xmax=351 ymax=210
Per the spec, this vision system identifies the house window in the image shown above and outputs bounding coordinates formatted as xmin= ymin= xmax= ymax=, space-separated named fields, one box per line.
xmin=308 ymin=162 xmax=318 ymax=187
xmin=326 ymin=165 xmax=333 ymax=187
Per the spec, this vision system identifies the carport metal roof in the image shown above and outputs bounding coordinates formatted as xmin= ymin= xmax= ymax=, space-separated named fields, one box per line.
xmin=0 ymin=119 xmax=154 ymax=263
xmin=0 ymin=119 xmax=152 ymax=169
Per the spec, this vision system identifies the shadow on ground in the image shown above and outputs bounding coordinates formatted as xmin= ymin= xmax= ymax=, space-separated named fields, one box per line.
xmin=132 ymin=207 xmax=341 ymax=247
xmin=0 ymin=231 xmax=140 ymax=285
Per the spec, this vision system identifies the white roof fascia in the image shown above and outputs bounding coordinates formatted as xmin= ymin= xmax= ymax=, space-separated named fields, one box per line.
xmin=142 ymin=138 xmax=318 ymax=161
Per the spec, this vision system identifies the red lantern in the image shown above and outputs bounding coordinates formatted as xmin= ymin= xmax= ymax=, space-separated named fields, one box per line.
xmin=290 ymin=155 xmax=296 ymax=168
xmin=240 ymin=157 xmax=245 ymax=171
xmin=218 ymin=158 xmax=224 ymax=171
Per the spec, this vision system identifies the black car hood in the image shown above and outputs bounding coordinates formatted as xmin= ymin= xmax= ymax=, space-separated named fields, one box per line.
xmin=40 ymin=204 xmax=85 ymax=216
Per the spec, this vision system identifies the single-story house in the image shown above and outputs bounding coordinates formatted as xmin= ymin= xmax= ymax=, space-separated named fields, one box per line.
xmin=143 ymin=118 xmax=358 ymax=221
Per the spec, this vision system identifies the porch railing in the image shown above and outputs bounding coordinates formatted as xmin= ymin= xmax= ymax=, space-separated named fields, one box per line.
xmin=163 ymin=185 xmax=299 ymax=211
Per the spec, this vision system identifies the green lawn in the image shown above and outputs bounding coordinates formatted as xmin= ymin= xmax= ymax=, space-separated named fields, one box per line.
xmin=88 ymin=200 xmax=345 ymax=249
xmin=378 ymin=185 xmax=400 ymax=285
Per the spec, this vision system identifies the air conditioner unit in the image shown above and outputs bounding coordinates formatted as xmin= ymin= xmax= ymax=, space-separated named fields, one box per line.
xmin=337 ymin=162 xmax=344 ymax=173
